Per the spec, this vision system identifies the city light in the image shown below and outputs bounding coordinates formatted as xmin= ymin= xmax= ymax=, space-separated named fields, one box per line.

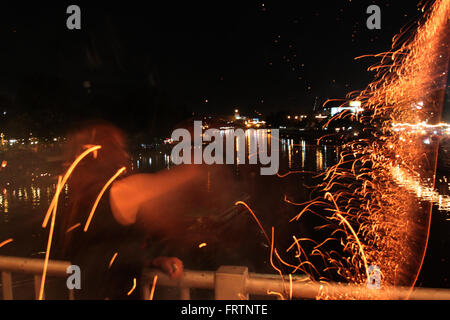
xmin=330 ymin=101 xmax=364 ymax=116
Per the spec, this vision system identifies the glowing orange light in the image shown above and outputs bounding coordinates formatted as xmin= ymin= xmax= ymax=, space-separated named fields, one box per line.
xmin=108 ymin=252 xmax=118 ymax=269
xmin=65 ymin=223 xmax=81 ymax=233
xmin=267 ymin=290 xmax=285 ymax=300
xmin=84 ymin=167 xmax=126 ymax=232
xmin=149 ymin=275 xmax=158 ymax=300
xmin=43 ymin=145 xmax=102 ymax=228
xmin=127 ymin=278 xmax=137 ymax=296
xmin=235 ymin=201 xmax=270 ymax=244
xmin=0 ymin=238 xmax=13 ymax=248
xmin=289 ymin=274 xmax=293 ymax=300
xmin=39 ymin=176 xmax=61 ymax=300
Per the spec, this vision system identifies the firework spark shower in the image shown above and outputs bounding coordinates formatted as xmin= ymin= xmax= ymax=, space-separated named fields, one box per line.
xmin=278 ymin=0 xmax=450 ymax=299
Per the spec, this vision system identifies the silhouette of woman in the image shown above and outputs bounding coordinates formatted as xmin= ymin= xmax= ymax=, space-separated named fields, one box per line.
xmin=57 ymin=121 xmax=200 ymax=299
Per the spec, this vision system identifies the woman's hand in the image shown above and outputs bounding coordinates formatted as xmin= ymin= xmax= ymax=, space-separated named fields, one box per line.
xmin=152 ymin=256 xmax=184 ymax=279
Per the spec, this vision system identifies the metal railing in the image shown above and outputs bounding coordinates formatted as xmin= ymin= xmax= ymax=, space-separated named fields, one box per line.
xmin=141 ymin=266 xmax=310 ymax=300
xmin=1 ymin=256 xmax=450 ymax=300
xmin=0 ymin=255 xmax=73 ymax=300
xmin=142 ymin=265 xmax=450 ymax=300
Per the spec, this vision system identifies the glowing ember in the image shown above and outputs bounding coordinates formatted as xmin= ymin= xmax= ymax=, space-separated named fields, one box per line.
xmin=149 ymin=275 xmax=158 ymax=300
xmin=65 ymin=223 xmax=81 ymax=233
xmin=39 ymin=176 xmax=62 ymax=300
xmin=109 ymin=252 xmax=118 ymax=269
xmin=0 ymin=238 xmax=13 ymax=248
xmin=127 ymin=277 xmax=137 ymax=296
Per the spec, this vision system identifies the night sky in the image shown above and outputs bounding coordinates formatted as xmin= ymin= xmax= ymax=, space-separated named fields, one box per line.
xmin=0 ymin=1 xmax=427 ymax=137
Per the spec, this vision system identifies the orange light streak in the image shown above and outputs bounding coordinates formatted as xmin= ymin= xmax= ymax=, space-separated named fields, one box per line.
xmin=127 ymin=277 xmax=137 ymax=296
xmin=65 ymin=223 xmax=81 ymax=233
xmin=235 ymin=201 xmax=270 ymax=244
xmin=108 ymin=252 xmax=118 ymax=269
xmin=276 ymin=170 xmax=315 ymax=178
xmin=149 ymin=275 xmax=158 ymax=300
xmin=0 ymin=238 xmax=13 ymax=248
xmin=39 ymin=176 xmax=61 ymax=300
xmin=289 ymin=274 xmax=293 ymax=300
xmin=84 ymin=166 xmax=126 ymax=232
xmin=267 ymin=290 xmax=285 ymax=300
xmin=42 ymin=145 xmax=102 ymax=228
xmin=269 ymin=226 xmax=287 ymax=292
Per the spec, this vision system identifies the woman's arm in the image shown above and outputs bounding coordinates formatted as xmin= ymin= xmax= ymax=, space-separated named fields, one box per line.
xmin=109 ymin=164 xmax=202 ymax=226
xmin=109 ymin=165 xmax=203 ymax=280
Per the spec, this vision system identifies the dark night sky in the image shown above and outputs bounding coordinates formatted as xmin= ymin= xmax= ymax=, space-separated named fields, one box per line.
xmin=0 ymin=1 xmax=428 ymax=135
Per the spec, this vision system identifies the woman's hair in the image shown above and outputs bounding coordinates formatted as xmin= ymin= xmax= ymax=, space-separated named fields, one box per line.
xmin=58 ymin=120 xmax=131 ymax=256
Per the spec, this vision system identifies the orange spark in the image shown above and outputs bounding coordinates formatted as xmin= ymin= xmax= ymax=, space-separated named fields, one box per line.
xmin=235 ymin=201 xmax=270 ymax=244
xmin=0 ymin=238 xmax=13 ymax=248
xmin=84 ymin=167 xmax=126 ymax=232
xmin=276 ymin=170 xmax=315 ymax=178
xmin=289 ymin=274 xmax=293 ymax=300
xmin=39 ymin=176 xmax=61 ymax=300
xmin=269 ymin=226 xmax=286 ymax=289
xmin=43 ymin=145 xmax=102 ymax=228
xmin=149 ymin=275 xmax=158 ymax=300
xmin=127 ymin=278 xmax=137 ymax=296
xmin=333 ymin=211 xmax=369 ymax=280
xmin=108 ymin=252 xmax=118 ymax=269
xmin=65 ymin=223 xmax=81 ymax=233
xmin=267 ymin=290 xmax=285 ymax=300
xmin=198 ymin=243 xmax=207 ymax=248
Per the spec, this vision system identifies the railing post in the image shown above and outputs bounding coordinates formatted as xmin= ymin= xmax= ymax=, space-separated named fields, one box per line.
xmin=1 ymin=271 xmax=13 ymax=300
xmin=214 ymin=266 xmax=249 ymax=300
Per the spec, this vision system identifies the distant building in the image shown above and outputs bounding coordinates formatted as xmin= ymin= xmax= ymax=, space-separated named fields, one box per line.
xmin=329 ymin=101 xmax=363 ymax=116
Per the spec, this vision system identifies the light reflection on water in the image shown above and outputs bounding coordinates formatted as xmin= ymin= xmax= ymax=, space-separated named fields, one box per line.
xmin=0 ymin=129 xmax=447 ymax=217
xmin=391 ymin=165 xmax=450 ymax=216
xmin=0 ymin=184 xmax=67 ymax=223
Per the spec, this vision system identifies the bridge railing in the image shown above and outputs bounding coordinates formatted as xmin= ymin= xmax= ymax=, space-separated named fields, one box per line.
xmin=0 ymin=255 xmax=73 ymax=300
xmin=142 ymin=265 xmax=450 ymax=300
xmin=141 ymin=266 xmax=310 ymax=300
xmin=1 ymin=256 xmax=450 ymax=300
